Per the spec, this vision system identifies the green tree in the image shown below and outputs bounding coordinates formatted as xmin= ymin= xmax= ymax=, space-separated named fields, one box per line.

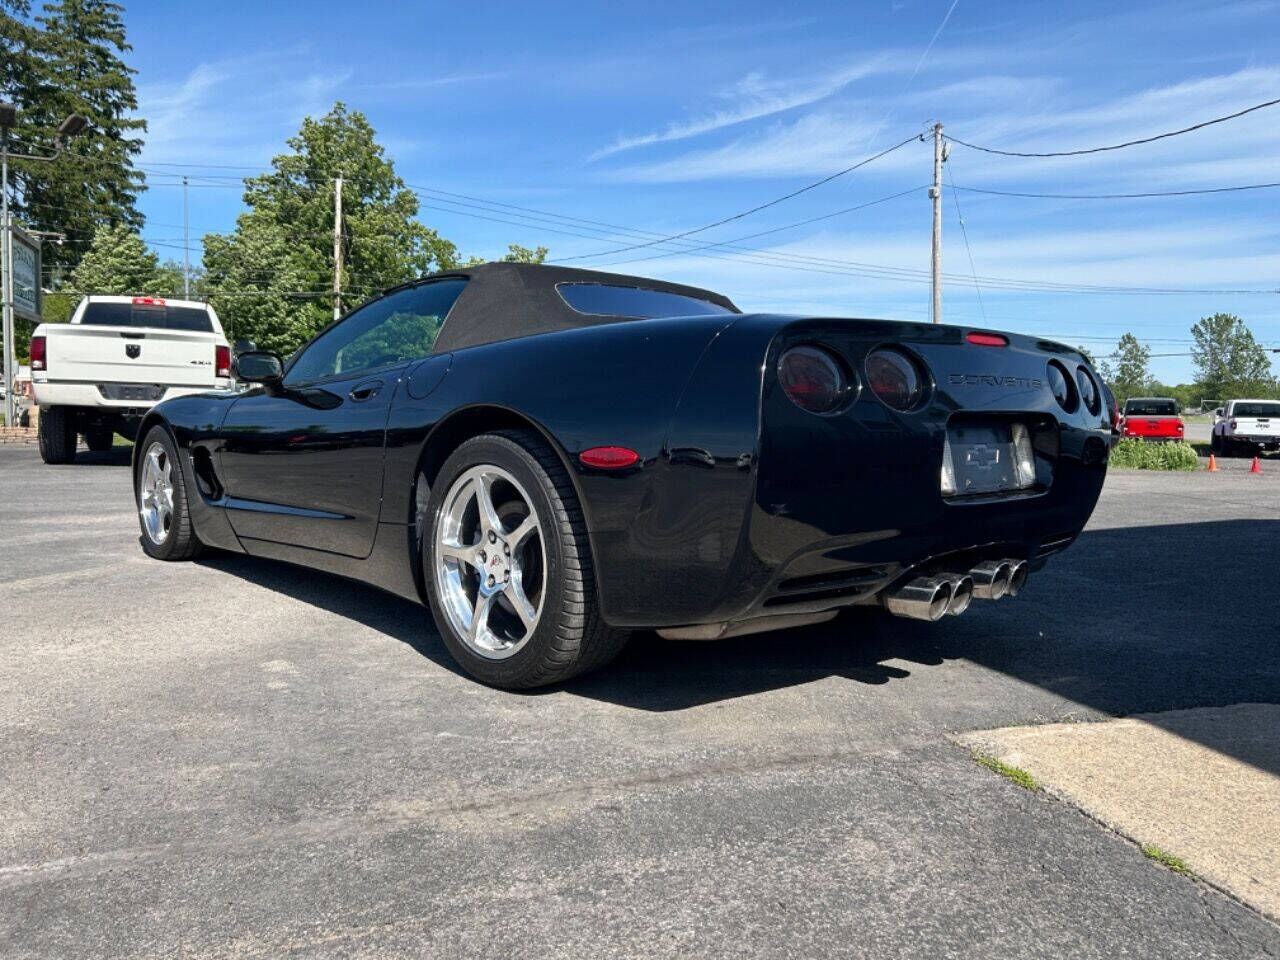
xmin=1108 ymin=332 xmax=1151 ymax=402
xmin=204 ymin=103 xmax=459 ymax=355
xmin=67 ymin=223 xmax=163 ymax=294
xmin=503 ymin=244 xmax=549 ymax=264
xmin=1190 ymin=313 xmax=1275 ymax=401
xmin=4 ymin=0 xmax=146 ymax=273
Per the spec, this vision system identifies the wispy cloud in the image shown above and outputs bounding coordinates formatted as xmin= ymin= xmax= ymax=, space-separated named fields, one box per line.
xmin=590 ymin=56 xmax=896 ymax=159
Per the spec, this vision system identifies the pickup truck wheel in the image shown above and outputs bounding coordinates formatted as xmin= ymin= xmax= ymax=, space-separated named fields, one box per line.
xmin=424 ymin=430 xmax=628 ymax=689
xmin=1210 ymin=432 xmax=1221 ymax=454
xmin=37 ymin=407 xmax=77 ymax=464
xmin=135 ymin=426 xmax=202 ymax=561
xmin=85 ymin=427 xmax=114 ymax=452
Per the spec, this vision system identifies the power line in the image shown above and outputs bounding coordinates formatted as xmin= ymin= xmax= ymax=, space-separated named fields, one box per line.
xmin=551 ymin=135 xmax=921 ymax=262
xmin=945 ymin=164 xmax=986 ymax=323
xmin=948 ymin=96 xmax=1280 ymax=157
xmin=952 ymin=181 xmax=1280 ymax=200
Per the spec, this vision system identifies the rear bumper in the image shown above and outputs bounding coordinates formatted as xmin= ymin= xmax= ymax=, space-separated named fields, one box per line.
xmin=32 ymin=380 xmax=231 ymax=411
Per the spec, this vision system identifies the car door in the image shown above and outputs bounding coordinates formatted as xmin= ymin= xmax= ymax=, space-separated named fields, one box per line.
xmin=219 ymin=279 xmax=467 ymax=558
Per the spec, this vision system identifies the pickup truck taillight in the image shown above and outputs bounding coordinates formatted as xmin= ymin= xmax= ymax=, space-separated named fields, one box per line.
xmin=30 ymin=335 xmax=46 ymax=371
xmin=215 ymin=345 xmax=231 ymax=379
xmin=1230 ymin=419 xmax=1238 ymax=430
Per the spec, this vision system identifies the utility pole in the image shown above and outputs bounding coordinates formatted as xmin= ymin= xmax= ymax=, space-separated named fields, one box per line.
xmin=182 ymin=176 xmax=190 ymax=298
xmin=332 ymin=176 xmax=343 ymax=320
xmin=930 ymin=122 xmax=943 ymax=324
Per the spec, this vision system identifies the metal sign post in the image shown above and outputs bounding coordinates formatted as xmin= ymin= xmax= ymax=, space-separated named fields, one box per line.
xmin=3 ymin=222 xmax=41 ymax=426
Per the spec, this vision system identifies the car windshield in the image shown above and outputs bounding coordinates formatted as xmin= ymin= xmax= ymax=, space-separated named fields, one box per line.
xmin=557 ymin=283 xmax=735 ymax=319
xmin=79 ymin=301 xmax=214 ymax=332
xmin=1234 ymin=402 xmax=1280 ymax=417
xmin=1124 ymin=399 xmax=1178 ymax=416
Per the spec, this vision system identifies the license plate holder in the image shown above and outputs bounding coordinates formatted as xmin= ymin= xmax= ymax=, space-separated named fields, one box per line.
xmin=947 ymin=422 xmax=1023 ymax=495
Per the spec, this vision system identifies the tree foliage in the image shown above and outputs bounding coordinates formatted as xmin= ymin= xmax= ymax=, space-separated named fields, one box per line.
xmin=203 ymin=103 xmax=460 ymax=354
xmin=68 ymin=223 xmax=170 ymax=294
xmin=1190 ymin=313 xmax=1275 ymax=400
xmin=1 ymin=0 xmax=146 ymax=272
xmin=1108 ymin=332 xmax=1151 ymax=402
xmin=503 ymin=244 xmax=549 ymax=264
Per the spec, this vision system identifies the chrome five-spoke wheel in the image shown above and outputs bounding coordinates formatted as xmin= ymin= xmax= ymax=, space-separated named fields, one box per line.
xmin=434 ymin=464 xmax=545 ymax=660
xmin=138 ymin=440 xmax=175 ymax=545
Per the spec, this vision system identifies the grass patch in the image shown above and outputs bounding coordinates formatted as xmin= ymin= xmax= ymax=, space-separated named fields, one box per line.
xmin=1142 ymin=843 xmax=1193 ymax=876
xmin=973 ymin=753 xmax=1041 ymax=792
xmin=1108 ymin=438 xmax=1199 ymax=471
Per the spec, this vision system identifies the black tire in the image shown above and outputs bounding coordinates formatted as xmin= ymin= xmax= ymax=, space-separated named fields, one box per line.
xmin=1210 ymin=432 xmax=1220 ymax=454
xmin=135 ymin=425 xmax=203 ymax=561
xmin=37 ymin=406 xmax=77 ymax=464
xmin=85 ymin=427 xmax=114 ymax=452
xmin=423 ymin=430 xmax=628 ymax=689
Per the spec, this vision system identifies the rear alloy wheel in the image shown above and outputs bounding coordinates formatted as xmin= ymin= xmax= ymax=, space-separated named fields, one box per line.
xmin=37 ymin=406 xmax=77 ymax=464
xmin=135 ymin=425 xmax=202 ymax=560
xmin=425 ymin=430 xmax=627 ymax=688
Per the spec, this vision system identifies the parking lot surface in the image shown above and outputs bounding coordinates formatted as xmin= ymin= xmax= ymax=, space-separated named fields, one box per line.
xmin=2 ymin=446 xmax=1278 ymax=958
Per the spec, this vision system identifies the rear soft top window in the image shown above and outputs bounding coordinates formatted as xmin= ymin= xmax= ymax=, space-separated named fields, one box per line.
xmin=1234 ymin=402 xmax=1280 ymax=417
xmin=1124 ymin=399 xmax=1178 ymax=416
xmin=557 ymin=283 xmax=736 ymax=319
xmin=79 ymin=301 xmax=214 ymax=332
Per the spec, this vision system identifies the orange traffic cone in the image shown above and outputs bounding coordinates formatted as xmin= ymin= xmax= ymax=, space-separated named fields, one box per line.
xmin=1250 ymin=456 xmax=1262 ymax=474
xmin=1207 ymin=454 xmax=1219 ymax=472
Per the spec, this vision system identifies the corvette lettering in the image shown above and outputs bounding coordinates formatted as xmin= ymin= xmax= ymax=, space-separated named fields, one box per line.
xmin=949 ymin=373 xmax=1043 ymax=389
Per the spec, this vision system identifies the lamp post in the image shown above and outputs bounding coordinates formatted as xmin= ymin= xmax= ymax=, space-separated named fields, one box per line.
xmin=1 ymin=105 xmax=86 ymax=426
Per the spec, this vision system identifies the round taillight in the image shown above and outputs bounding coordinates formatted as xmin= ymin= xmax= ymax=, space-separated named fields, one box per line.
xmin=1075 ymin=366 xmax=1100 ymax=415
xmin=778 ymin=346 xmax=849 ymax=414
xmin=1046 ymin=360 xmax=1077 ymax=412
xmin=865 ymin=348 xmax=924 ymax=411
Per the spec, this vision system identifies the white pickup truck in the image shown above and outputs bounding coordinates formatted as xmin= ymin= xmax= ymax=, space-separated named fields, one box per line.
xmin=1210 ymin=399 xmax=1280 ymax=456
xmin=30 ymin=295 xmax=232 ymax=463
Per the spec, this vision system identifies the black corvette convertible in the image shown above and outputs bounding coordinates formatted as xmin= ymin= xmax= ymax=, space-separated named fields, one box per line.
xmin=133 ymin=262 xmax=1110 ymax=688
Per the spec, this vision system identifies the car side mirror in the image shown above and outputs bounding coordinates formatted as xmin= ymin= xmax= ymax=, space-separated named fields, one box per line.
xmin=233 ymin=338 xmax=257 ymax=355
xmin=234 ymin=350 xmax=283 ymax=385
xmin=1214 ymin=408 xmax=1223 ymax=417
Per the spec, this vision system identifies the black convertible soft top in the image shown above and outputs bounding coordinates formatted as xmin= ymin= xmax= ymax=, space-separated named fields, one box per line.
xmin=425 ymin=262 xmax=740 ymax=353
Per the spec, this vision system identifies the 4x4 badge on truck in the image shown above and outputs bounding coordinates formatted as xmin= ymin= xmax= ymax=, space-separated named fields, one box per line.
xmin=125 ymin=343 xmax=141 ymax=359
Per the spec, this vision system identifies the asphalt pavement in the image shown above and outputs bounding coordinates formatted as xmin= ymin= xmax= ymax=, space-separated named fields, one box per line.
xmin=2 ymin=446 xmax=1278 ymax=958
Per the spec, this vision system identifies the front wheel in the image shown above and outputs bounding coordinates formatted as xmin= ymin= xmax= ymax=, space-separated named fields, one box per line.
xmin=424 ymin=430 xmax=628 ymax=689
xmin=135 ymin=425 xmax=202 ymax=560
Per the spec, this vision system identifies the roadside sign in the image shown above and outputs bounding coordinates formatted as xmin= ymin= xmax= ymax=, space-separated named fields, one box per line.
xmin=8 ymin=223 xmax=41 ymax=323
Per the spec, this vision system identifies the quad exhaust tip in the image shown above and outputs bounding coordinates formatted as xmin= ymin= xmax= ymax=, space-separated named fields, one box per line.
xmin=886 ymin=562 xmax=1029 ymax=621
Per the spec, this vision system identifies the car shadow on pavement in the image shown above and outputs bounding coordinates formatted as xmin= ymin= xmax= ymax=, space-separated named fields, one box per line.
xmin=201 ymin=519 xmax=1280 ymax=773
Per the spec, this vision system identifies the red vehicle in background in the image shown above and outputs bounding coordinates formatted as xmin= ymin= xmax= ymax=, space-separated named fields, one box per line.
xmin=1120 ymin=397 xmax=1185 ymax=441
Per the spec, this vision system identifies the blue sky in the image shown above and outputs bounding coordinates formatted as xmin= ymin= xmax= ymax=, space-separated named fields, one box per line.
xmin=123 ymin=0 xmax=1280 ymax=385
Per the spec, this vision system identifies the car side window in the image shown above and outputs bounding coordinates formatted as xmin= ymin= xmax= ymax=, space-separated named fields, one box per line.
xmin=285 ymin=279 xmax=467 ymax=386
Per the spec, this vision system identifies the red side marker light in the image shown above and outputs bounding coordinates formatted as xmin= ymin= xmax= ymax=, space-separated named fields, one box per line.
xmin=579 ymin=446 xmax=640 ymax=469
xmin=966 ymin=332 xmax=1008 ymax=347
